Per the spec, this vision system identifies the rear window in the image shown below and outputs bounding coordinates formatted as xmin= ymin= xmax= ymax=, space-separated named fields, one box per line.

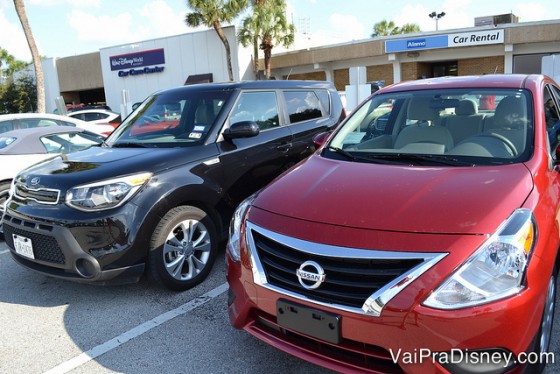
xmin=284 ymin=91 xmax=323 ymax=124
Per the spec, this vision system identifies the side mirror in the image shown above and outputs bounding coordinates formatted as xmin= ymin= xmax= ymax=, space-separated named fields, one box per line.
xmin=223 ymin=121 xmax=260 ymax=140
xmin=312 ymin=131 xmax=331 ymax=148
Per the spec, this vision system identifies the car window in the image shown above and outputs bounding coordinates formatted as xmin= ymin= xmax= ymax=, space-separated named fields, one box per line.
xmin=106 ymin=89 xmax=231 ymax=147
xmin=229 ymin=91 xmax=279 ymax=131
xmin=316 ymin=90 xmax=331 ymax=115
xmin=326 ymin=88 xmax=533 ymax=166
xmin=40 ymin=132 xmax=103 ymax=154
xmin=284 ymin=91 xmax=323 ymax=124
xmin=545 ymin=85 xmax=560 ymax=151
xmin=0 ymin=120 xmax=14 ymax=134
xmin=0 ymin=136 xmax=17 ymax=149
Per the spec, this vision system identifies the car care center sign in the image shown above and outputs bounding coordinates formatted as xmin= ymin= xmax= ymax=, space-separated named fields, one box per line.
xmin=385 ymin=29 xmax=504 ymax=53
xmin=110 ymin=48 xmax=165 ymax=77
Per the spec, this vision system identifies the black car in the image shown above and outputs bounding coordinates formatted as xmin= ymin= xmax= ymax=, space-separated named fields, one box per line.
xmin=2 ymin=81 xmax=344 ymax=290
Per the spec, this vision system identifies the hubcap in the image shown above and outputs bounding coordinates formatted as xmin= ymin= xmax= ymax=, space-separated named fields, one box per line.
xmin=162 ymin=219 xmax=211 ymax=281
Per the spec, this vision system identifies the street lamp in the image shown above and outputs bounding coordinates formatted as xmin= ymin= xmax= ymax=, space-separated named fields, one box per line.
xmin=429 ymin=11 xmax=446 ymax=31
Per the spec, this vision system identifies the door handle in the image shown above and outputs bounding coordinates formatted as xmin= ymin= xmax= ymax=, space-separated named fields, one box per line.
xmin=276 ymin=143 xmax=292 ymax=152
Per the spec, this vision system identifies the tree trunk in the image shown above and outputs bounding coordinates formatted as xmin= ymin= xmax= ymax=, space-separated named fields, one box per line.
xmin=252 ymin=36 xmax=259 ymax=78
xmin=212 ymin=20 xmax=234 ymax=81
xmin=13 ymin=0 xmax=45 ymax=113
xmin=263 ymin=47 xmax=272 ymax=80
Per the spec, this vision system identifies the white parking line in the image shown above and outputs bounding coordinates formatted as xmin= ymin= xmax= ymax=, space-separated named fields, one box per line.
xmin=0 ymin=249 xmax=8 ymax=255
xmin=43 ymin=282 xmax=229 ymax=374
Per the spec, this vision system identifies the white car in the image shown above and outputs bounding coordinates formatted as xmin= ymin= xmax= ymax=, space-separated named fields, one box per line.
xmin=0 ymin=126 xmax=104 ymax=238
xmin=0 ymin=112 xmax=114 ymax=136
xmin=67 ymin=109 xmax=121 ymax=130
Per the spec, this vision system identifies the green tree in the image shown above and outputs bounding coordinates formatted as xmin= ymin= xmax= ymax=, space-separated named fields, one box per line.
xmin=14 ymin=0 xmax=44 ymax=113
xmin=185 ymin=0 xmax=248 ymax=81
xmin=1 ymin=48 xmax=30 ymax=78
xmin=238 ymin=0 xmax=294 ymax=80
xmin=371 ymin=20 xmax=421 ymax=37
xmin=0 ymin=74 xmax=37 ymax=113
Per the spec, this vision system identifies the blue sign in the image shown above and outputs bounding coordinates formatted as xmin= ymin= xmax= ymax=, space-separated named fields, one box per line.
xmin=385 ymin=35 xmax=448 ymax=53
xmin=110 ymin=48 xmax=165 ymax=71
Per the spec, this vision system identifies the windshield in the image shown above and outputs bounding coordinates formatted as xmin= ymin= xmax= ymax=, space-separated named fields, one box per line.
xmin=326 ymin=88 xmax=533 ymax=166
xmin=105 ymin=89 xmax=231 ymax=147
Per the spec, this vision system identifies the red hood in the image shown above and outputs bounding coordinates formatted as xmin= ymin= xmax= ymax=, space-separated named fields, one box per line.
xmin=253 ymin=155 xmax=534 ymax=235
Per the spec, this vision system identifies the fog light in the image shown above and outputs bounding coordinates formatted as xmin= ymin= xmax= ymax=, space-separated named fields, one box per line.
xmin=75 ymin=258 xmax=98 ymax=278
xmin=436 ymin=348 xmax=516 ymax=374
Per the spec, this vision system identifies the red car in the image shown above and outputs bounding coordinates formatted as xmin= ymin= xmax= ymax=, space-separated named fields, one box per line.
xmin=226 ymin=74 xmax=560 ymax=373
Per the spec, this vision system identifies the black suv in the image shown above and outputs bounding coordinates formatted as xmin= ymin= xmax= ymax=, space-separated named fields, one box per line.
xmin=2 ymin=81 xmax=344 ymax=290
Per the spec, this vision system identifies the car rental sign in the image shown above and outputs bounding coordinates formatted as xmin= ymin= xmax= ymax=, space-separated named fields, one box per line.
xmin=385 ymin=29 xmax=504 ymax=53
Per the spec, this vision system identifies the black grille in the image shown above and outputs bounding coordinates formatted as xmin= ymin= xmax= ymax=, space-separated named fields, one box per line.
xmin=15 ymin=184 xmax=59 ymax=204
xmin=4 ymin=225 xmax=65 ymax=264
xmin=251 ymin=231 xmax=423 ymax=309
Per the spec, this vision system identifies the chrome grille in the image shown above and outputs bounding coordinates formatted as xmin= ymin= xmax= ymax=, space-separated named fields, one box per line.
xmin=14 ymin=183 xmax=60 ymax=205
xmin=246 ymin=222 xmax=447 ymax=316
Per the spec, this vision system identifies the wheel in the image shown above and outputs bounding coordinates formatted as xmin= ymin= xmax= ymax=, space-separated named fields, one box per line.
xmin=529 ymin=265 xmax=557 ymax=373
xmin=148 ymin=206 xmax=218 ymax=291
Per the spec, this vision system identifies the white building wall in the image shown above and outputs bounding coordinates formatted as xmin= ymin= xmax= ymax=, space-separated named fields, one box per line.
xmin=41 ymin=58 xmax=61 ymax=113
xmin=99 ymin=26 xmax=252 ymax=114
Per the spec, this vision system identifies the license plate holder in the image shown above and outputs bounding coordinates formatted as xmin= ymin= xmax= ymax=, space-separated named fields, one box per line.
xmin=276 ymin=299 xmax=341 ymax=344
xmin=13 ymin=234 xmax=35 ymax=259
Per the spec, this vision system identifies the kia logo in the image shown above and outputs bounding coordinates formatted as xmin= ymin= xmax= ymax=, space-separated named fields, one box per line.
xmin=30 ymin=177 xmax=40 ymax=186
xmin=296 ymin=260 xmax=326 ymax=290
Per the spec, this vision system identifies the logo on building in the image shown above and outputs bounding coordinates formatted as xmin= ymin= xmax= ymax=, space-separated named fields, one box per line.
xmin=109 ymin=48 xmax=165 ymax=71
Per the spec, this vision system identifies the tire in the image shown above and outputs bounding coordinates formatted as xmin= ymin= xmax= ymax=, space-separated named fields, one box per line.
xmin=529 ymin=265 xmax=557 ymax=373
xmin=148 ymin=206 xmax=218 ymax=291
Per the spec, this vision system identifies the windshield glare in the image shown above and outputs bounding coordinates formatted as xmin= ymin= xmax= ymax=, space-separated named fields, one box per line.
xmin=328 ymin=89 xmax=533 ymax=165
xmin=106 ymin=89 xmax=231 ymax=147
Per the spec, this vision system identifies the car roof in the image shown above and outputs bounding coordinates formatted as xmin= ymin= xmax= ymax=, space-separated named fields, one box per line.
xmin=0 ymin=126 xmax=97 ymax=155
xmin=68 ymin=109 xmax=119 ymax=115
xmin=158 ymin=80 xmax=337 ymax=95
xmin=380 ymin=74 xmax=544 ymax=94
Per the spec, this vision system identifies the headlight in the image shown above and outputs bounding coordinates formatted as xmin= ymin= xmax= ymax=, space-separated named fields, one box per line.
xmin=424 ymin=209 xmax=536 ymax=309
xmin=66 ymin=172 xmax=152 ymax=211
xmin=227 ymin=194 xmax=256 ymax=262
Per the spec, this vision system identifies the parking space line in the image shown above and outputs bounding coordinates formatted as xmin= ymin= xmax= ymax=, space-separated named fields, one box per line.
xmin=43 ymin=282 xmax=229 ymax=374
xmin=0 ymin=250 xmax=8 ymax=255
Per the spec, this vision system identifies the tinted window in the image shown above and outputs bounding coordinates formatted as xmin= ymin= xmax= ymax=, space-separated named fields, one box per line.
xmin=316 ymin=90 xmax=331 ymax=115
xmin=0 ymin=136 xmax=17 ymax=149
xmin=230 ymin=91 xmax=279 ymax=130
xmin=284 ymin=91 xmax=323 ymax=123
xmin=0 ymin=120 xmax=14 ymax=133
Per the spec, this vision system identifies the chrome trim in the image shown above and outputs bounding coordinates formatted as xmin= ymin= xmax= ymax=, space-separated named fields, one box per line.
xmin=246 ymin=221 xmax=447 ymax=317
xmin=13 ymin=184 xmax=60 ymax=205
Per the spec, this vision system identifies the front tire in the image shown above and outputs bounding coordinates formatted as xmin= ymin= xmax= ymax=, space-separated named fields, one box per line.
xmin=148 ymin=206 xmax=218 ymax=291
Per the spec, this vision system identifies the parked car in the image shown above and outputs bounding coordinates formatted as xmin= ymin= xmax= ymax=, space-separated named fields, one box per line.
xmin=67 ymin=109 xmax=121 ymax=130
xmin=2 ymin=80 xmax=344 ymax=290
xmin=0 ymin=113 xmax=114 ymax=136
xmin=0 ymin=126 xmax=104 ymax=239
xmin=226 ymin=75 xmax=560 ymax=373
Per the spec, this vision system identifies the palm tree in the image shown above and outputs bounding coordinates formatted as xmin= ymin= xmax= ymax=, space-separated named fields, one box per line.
xmin=238 ymin=0 xmax=294 ymax=80
xmin=400 ymin=23 xmax=421 ymax=34
xmin=185 ymin=0 xmax=248 ymax=81
xmin=371 ymin=20 xmax=400 ymax=37
xmin=13 ymin=0 xmax=45 ymax=113
xmin=238 ymin=0 xmax=263 ymax=76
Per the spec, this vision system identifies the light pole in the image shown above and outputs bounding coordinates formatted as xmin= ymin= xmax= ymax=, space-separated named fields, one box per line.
xmin=429 ymin=11 xmax=446 ymax=31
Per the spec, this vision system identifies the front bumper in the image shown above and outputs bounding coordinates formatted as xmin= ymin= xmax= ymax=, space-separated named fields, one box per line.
xmin=2 ymin=202 xmax=149 ymax=284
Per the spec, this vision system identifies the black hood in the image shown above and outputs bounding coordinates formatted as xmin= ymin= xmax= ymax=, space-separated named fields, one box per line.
xmin=17 ymin=145 xmax=219 ymax=191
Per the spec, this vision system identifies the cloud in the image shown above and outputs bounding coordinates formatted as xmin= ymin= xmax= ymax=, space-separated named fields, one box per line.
xmin=327 ymin=13 xmax=367 ymax=41
xmin=66 ymin=9 xmax=144 ymax=46
xmin=0 ymin=9 xmax=32 ymax=60
xmin=138 ymin=0 xmax=188 ymax=37
xmin=514 ymin=3 xmax=547 ymax=22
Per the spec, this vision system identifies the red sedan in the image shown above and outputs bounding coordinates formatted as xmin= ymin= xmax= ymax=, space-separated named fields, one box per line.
xmin=226 ymin=74 xmax=560 ymax=373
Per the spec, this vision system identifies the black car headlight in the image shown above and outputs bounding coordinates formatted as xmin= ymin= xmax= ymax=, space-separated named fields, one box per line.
xmin=66 ymin=172 xmax=152 ymax=211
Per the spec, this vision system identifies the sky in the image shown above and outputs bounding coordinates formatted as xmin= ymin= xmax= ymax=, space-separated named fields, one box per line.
xmin=0 ymin=0 xmax=559 ymax=62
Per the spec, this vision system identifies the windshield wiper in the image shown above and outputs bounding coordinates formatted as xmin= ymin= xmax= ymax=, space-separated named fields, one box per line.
xmin=111 ymin=142 xmax=153 ymax=148
xmin=368 ymin=153 xmax=476 ymax=166
xmin=326 ymin=146 xmax=401 ymax=164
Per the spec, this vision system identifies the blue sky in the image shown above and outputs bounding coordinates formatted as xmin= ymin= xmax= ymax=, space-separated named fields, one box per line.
xmin=1 ymin=0 xmax=559 ymax=61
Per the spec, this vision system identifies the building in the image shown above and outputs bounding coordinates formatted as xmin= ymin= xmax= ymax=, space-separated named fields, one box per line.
xmin=41 ymin=18 xmax=560 ymax=114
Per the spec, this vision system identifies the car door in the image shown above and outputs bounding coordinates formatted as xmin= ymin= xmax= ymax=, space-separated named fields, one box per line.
xmin=282 ymin=89 xmax=337 ymax=163
xmin=217 ymin=90 xmax=293 ymax=206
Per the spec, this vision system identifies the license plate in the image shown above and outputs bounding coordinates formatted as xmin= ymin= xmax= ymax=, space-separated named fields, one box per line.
xmin=13 ymin=234 xmax=35 ymax=259
xmin=276 ymin=299 xmax=341 ymax=344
